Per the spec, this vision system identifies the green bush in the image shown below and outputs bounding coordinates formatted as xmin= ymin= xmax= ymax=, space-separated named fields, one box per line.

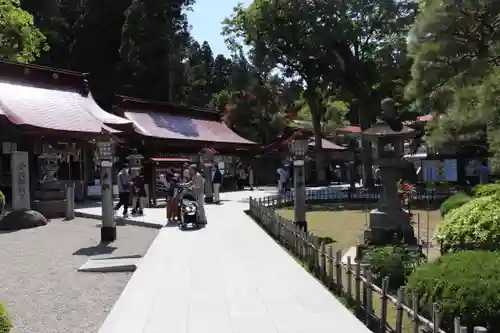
xmin=435 ymin=195 xmax=500 ymax=252
xmin=0 ymin=303 xmax=11 ymax=333
xmin=439 ymin=191 xmax=471 ymax=217
xmin=363 ymin=245 xmax=425 ymax=290
xmin=406 ymin=251 xmax=500 ymax=332
xmin=473 ymin=182 xmax=500 ymax=197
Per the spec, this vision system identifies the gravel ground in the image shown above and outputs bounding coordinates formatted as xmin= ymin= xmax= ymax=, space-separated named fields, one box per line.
xmin=0 ymin=217 xmax=158 ymax=333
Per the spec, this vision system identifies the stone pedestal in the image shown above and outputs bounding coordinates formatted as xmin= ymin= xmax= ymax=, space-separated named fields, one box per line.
xmin=364 ymin=162 xmax=417 ymax=245
xmin=365 ymin=208 xmax=417 ymax=245
xmin=33 ymin=181 xmax=67 ymax=218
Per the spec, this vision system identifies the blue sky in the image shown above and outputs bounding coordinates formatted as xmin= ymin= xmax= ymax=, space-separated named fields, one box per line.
xmin=187 ymin=0 xmax=253 ymax=57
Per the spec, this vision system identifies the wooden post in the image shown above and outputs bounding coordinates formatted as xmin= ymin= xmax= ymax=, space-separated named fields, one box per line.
xmin=411 ymin=292 xmax=419 ymax=333
xmin=379 ymin=277 xmax=389 ymax=333
xmin=364 ymin=268 xmax=373 ymax=326
xmin=335 ymin=250 xmax=343 ymax=295
xmin=346 ymin=256 xmax=353 ymax=299
xmin=320 ymin=242 xmax=327 ymax=283
xmin=327 ymin=245 xmax=334 ymax=289
xmin=395 ymin=287 xmax=404 ymax=333
xmin=432 ymin=303 xmax=440 ymax=333
xmin=314 ymin=237 xmax=321 ymax=277
xmin=355 ymin=261 xmax=362 ymax=316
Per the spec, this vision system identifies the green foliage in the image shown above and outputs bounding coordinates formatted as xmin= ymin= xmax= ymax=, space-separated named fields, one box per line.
xmin=406 ymin=0 xmax=500 ymax=164
xmin=0 ymin=0 xmax=47 ymax=62
xmin=119 ymin=0 xmax=193 ymax=101
xmin=435 ymin=195 xmax=500 ymax=252
xmin=0 ymin=303 xmax=12 ymax=333
xmin=406 ymin=251 xmax=500 ymax=332
xmin=363 ymin=245 xmax=424 ymax=290
xmin=439 ymin=191 xmax=471 ymax=217
xmin=473 ymin=183 xmax=500 ymax=198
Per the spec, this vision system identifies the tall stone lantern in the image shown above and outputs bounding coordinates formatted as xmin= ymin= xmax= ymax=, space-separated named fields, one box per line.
xmin=126 ymin=149 xmax=144 ymax=176
xmin=363 ymin=98 xmax=418 ymax=245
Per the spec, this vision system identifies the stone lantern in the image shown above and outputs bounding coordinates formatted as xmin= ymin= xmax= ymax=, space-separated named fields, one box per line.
xmin=126 ymin=149 xmax=144 ymax=176
xmin=363 ymin=98 xmax=418 ymax=245
xmin=38 ymin=151 xmax=60 ymax=182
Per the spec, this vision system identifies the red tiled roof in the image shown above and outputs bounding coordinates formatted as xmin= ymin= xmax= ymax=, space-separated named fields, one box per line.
xmin=0 ymin=81 xmax=121 ymax=134
xmin=86 ymin=93 xmax=132 ymax=127
xmin=337 ymin=125 xmax=361 ymax=134
xmin=123 ymin=111 xmax=255 ymax=145
xmin=199 ymin=147 xmax=219 ymax=154
xmin=417 ymin=114 xmax=433 ymax=122
xmin=0 ymin=60 xmax=131 ymax=135
xmin=151 ymin=157 xmax=191 ymax=163
xmin=309 ymin=138 xmax=347 ymax=151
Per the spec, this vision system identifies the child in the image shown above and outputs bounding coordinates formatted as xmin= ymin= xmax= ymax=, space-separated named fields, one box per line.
xmin=131 ymin=169 xmax=146 ymax=215
xmin=166 ymin=174 xmax=180 ymax=221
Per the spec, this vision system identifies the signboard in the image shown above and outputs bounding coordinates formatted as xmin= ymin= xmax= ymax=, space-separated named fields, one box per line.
xmin=11 ymin=151 xmax=30 ymax=210
xmin=422 ymin=159 xmax=457 ymax=182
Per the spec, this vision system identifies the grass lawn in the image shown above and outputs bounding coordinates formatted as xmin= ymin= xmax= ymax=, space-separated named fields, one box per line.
xmin=276 ymin=202 xmax=443 ymax=333
xmin=276 ymin=202 xmax=442 ymax=256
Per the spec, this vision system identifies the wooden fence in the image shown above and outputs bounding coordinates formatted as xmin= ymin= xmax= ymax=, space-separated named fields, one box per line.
xmin=259 ymin=187 xmax=451 ymax=208
xmin=248 ymin=195 xmax=488 ymax=333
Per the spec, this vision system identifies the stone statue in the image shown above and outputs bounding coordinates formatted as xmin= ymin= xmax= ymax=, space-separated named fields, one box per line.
xmin=380 ymin=97 xmax=403 ymax=132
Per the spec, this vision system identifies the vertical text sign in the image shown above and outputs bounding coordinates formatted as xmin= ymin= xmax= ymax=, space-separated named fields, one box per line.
xmin=11 ymin=151 xmax=30 ymax=210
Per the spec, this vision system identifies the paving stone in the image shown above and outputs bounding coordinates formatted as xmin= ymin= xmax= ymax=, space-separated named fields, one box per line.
xmin=98 ymin=186 xmax=372 ymax=333
xmin=78 ymin=255 xmax=141 ymax=273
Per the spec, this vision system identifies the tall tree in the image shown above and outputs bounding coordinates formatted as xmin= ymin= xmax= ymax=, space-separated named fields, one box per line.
xmin=405 ymin=0 xmax=500 ymax=164
xmin=223 ymin=0 xmax=416 ymax=185
xmin=0 ymin=0 xmax=47 ymax=62
xmin=210 ymin=55 xmax=287 ymax=143
xmin=70 ymin=0 xmax=133 ymax=104
xmin=119 ymin=0 xmax=193 ymax=101
xmin=19 ymin=0 xmax=83 ymax=67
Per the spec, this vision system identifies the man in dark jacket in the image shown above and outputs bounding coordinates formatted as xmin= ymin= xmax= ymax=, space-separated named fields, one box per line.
xmin=212 ymin=164 xmax=222 ymax=204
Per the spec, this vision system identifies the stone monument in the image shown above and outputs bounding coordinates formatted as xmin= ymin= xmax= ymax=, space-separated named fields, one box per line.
xmin=11 ymin=151 xmax=30 ymax=210
xmin=363 ymin=98 xmax=418 ymax=245
xmin=33 ymin=151 xmax=67 ymax=218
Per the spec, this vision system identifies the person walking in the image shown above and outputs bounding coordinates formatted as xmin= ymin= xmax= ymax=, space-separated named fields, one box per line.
xmin=248 ymin=164 xmax=254 ymax=191
xmin=277 ymin=166 xmax=284 ymax=193
xmin=237 ymin=163 xmax=247 ymax=190
xmin=212 ymin=165 xmax=222 ymax=204
xmin=131 ymin=169 xmax=146 ymax=215
xmin=166 ymin=174 xmax=180 ymax=221
xmin=114 ymin=164 xmax=132 ymax=217
xmin=183 ymin=165 xmax=207 ymax=223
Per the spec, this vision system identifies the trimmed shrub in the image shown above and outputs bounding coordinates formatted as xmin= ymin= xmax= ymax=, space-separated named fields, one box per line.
xmin=406 ymin=251 xmax=500 ymax=332
xmin=439 ymin=191 xmax=471 ymax=217
xmin=473 ymin=182 xmax=500 ymax=197
xmin=435 ymin=195 xmax=500 ymax=252
xmin=363 ymin=245 xmax=425 ymax=290
xmin=0 ymin=303 xmax=11 ymax=333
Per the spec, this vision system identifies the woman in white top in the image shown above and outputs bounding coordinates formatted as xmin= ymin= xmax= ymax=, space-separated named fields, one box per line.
xmin=182 ymin=165 xmax=207 ymax=223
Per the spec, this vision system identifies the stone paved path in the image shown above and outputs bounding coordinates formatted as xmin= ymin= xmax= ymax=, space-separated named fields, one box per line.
xmin=96 ymin=188 xmax=371 ymax=333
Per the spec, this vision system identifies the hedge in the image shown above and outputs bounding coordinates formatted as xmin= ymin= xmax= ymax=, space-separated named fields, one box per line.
xmin=439 ymin=191 xmax=472 ymax=217
xmin=0 ymin=303 xmax=11 ymax=333
xmin=435 ymin=195 xmax=500 ymax=252
xmin=406 ymin=251 xmax=500 ymax=332
xmin=473 ymin=182 xmax=500 ymax=197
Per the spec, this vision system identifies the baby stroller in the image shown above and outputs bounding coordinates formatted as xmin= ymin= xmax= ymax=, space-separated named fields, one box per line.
xmin=178 ymin=189 xmax=200 ymax=230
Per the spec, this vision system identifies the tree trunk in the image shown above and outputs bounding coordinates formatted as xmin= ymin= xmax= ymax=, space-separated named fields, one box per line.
xmin=352 ymin=99 xmax=374 ymax=188
xmin=305 ymin=87 xmax=326 ymax=185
